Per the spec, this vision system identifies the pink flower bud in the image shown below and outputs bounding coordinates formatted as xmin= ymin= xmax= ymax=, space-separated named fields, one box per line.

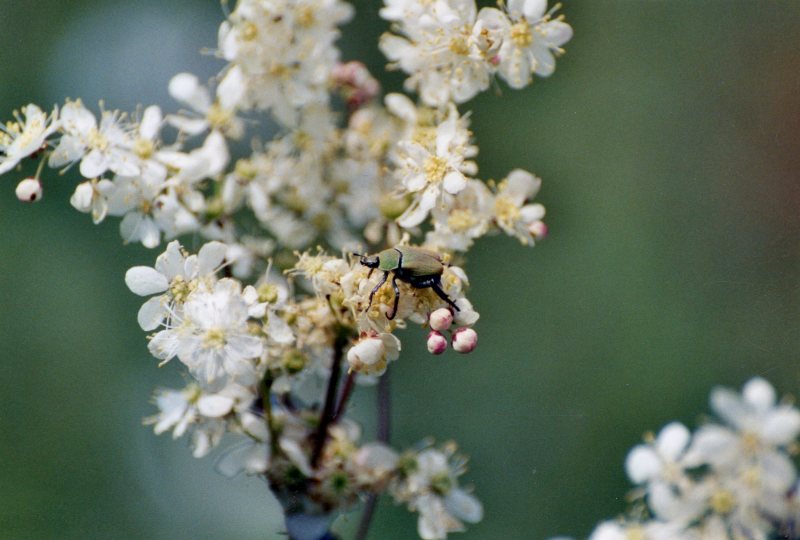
xmin=429 ymin=308 xmax=453 ymax=332
xmin=530 ymin=220 xmax=548 ymax=240
xmin=489 ymin=55 xmax=501 ymax=66
xmin=427 ymin=331 xmax=448 ymax=355
xmin=16 ymin=177 xmax=42 ymax=202
xmin=451 ymin=327 xmax=478 ymax=354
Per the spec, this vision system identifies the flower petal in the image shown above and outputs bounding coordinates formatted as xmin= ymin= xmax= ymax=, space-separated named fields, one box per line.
xmin=125 ymin=266 xmax=169 ymax=296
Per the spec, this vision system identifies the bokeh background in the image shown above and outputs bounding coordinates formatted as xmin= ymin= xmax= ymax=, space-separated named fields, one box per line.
xmin=2 ymin=1 xmax=800 ymax=538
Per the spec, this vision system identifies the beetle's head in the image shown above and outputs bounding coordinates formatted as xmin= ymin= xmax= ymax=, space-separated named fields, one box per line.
xmin=359 ymin=254 xmax=379 ymax=269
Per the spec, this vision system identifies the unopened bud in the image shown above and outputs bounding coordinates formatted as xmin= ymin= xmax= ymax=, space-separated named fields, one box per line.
xmin=530 ymin=220 xmax=548 ymax=240
xmin=451 ymin=327 xmax=478 ymax=354
xmin=16 ymin=177 xmax=42 ymax=202
xmin=427 ymin=331 xmax=448 ymax=355
xmin=429 ymin=308 xmax=454 ymax=332
xmin=347 ymin=336 xmax=387 ymax=375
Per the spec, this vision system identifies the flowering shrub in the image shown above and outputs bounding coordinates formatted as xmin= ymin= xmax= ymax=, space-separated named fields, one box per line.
xmin=0 ymin=0 xmax=572 ymax=538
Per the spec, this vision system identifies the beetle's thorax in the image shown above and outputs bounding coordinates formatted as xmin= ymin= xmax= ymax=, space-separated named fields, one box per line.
xmin=359 ymin=255 xmax=380 ymax=269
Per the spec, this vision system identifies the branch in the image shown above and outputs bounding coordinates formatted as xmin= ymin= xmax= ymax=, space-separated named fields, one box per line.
xmin=311 ymin=333 xmax=348 ymax=469
xmin=355 ymin=369 xmax=391 ymax=540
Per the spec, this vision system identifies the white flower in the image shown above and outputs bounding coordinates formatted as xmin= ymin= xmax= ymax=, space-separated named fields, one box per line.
xmin=686 ymin=377 xmax=800 ymax=469
xmin=393 ymin=445 xmax=482 ymax=540
xmin=148 ymin=279 xmax=264 ymax=386
xmin=492 ymin=169 xmax=546 ymax=246
xmin=426 ymin=179 xmax=492 ymax=251
xmin=69 ymin=178 xmax=115 ymax=224
xmin=394 ymin=104 xmax=478 ymax=228
xmin=588 ymin=521 xmax=690 ymax=540
xmin=48 ymin=99 xmax=139 ymax=178
xmin=167 ymin=73 xmax=244 ymax=138
xmin=626 ymin=422 xmax=691 ymax=485
xmin=217 ymin=0 xmax=353 ymax=125
xmin=146 ymin=382 xmax=254 ymax=458
xmin=379 ymin=0 xmax=496 ymax=106
xmin=125 ymin=240 xmax=228 ymax=331
xmin=216 ymin=411 xmax=271 ymax=477
xmin=0 ymin=104 xmax=59 ymax=174
xmin=346 ymin=333 xmax=401 ymax=376
xmin=496 ymin=0 xmax=573 ymax=89
xmin=625 ymin=422 xmax=704 ymax=524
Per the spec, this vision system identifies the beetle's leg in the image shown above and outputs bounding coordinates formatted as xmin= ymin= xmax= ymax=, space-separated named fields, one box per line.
xmin=388 ymin=273 xmax=400 ymax=320
xmin=431 ymin=281 xmax=460 ymax=312
xmin=368 ymin=271 xmax=388 ymax=312
xmin=367 ymin=268 xmax=374 ymax=279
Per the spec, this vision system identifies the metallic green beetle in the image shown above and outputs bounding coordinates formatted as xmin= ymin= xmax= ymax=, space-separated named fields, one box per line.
xmin=358 ymin=246 xmax=460 ymax=320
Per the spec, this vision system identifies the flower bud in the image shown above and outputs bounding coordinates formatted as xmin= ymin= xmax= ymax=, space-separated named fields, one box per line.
xmin=16 ymin=177 xmax=42 ymax=202
xmin=347 ymin=336 xmax=386 ymax=375
xmin=530 ymin=220 xmax=548 ymax=240
xmin=429 ymin=308 xmax=454 ymax=332
xmin=451 ymin=327 xmax=478 ymax=354
xmin=427 ymin=331 xmax=448 ymax=355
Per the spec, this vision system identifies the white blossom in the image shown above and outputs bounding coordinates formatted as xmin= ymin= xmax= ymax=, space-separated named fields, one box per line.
xmin=0 ymin=104 xmax=58 ymax=174
xmin=148 ymin=279 xmax=264 ymax=386
xmin=48 ymin=100 xmax=139 ymax=178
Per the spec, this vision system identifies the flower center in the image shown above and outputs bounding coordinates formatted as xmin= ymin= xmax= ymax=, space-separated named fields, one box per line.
xmin=295 ymin=6 xmax=315 ymax=28
xmin=203 ymin=328 xmax=227 ymax=349
xmin=424 ymin=155 xmax=448 ymax=183
xmin=449 ymin=35 xmax=469 ymax=56
xmin=494 ymin=194 xmax=521 ymax=225
xmin=133 ymin=137 xmax=154 ymax=159
xmin=87 ymin=128 xmax=109 ymax=151
xmin=170 ymin=276 xmax=192 ymax=303
xmin=206 ymin=103 xmax=233 ymax=131
xmin=448 ymin=209 xmax=477 ymax=232
xmin=710 ymin=488 xmax=735 ymax=514
xmin=510 ymin=21 xmax=533 ymax=47
xmin=241 ymin=21 xmax=258 ymax=41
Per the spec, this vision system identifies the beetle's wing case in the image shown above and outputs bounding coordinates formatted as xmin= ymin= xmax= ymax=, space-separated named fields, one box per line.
xmin=395 ymin=246 xmax=444 ymax=277
xmin=376 ymin=248 xmax=401 ymax=272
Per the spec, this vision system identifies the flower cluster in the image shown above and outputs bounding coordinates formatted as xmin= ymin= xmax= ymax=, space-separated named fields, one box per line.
xmin=381 ymin=0 xmax=573 ymax=106
xmin=568 ymin=378 xmax=800 ymax=540
xmin=1 ymin=0 xmax=573 ymax=538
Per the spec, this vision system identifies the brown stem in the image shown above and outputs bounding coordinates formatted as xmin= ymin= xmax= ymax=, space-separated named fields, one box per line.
xmin=333 ymin=370 xmax=357 ymax=422
xmin=355 ymin=369 xmax=391 ymax=540
xmin=311 ymin=334 xmax=348 ymax=469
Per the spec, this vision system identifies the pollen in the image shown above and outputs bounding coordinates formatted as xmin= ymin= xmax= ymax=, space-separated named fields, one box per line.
xmin=494 ymin=194 xmax=521 ymax=225
xmin=295 ymin=6 xmax=315 ymax=28
xmin=624 ymin=527 xmax=646 ymax=540
xmin=510 ymin=21 xmax=533 ymax=47
xmin=412 ymin=126 xmax=436 ymax=147
xmin=241 ymin=21 xmax=258 ymax=41
xmin=424 ymin=155 xmax=448 ymax=183
xmin=448 ymin=35 xmax=469 ymax=56
xmin=235 ymin=158 xmax=258 ymax=181
xmin=206 ymin=102 xmax=233 ymax=131
xmin=170 ymin=275 xmax=192 ymax=303
xmin=87 ymin=128 xmax=109 ymax=151
xmin=133 ymin=137 xmax=155 ymax=159
xmin=203 ymin=328 xmax=227 ymax=349
xmin=709 ymin=488 xmax=735 ymax=514
xmin=447 ymin=209 xmax=477 ymax=232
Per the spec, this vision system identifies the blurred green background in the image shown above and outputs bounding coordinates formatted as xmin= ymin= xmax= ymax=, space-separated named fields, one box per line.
xmin=2 ymin=1 xmax=800 ymax=538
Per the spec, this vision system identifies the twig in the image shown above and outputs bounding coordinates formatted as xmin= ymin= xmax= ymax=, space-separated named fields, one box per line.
xmin=332 ymin=370 xmax=357 ymax=422
xmin=311 ymin=334 xmax=347 ymax=468
xmin=355 ymin=369 xmax=391 ymax=540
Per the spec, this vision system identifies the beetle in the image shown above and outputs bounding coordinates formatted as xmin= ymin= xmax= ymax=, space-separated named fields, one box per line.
xmin=357 ymin=246 xmax=460 ymax=320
